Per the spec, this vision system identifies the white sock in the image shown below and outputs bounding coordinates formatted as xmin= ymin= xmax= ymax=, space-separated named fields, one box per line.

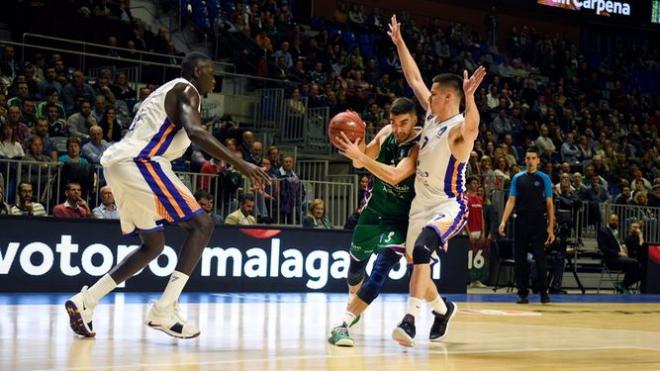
xmin=406 ymin=297 xmax=423 ymax=318
xmin=429 ymin=295 xmax=447 ymax=315
xmin=87 ymin=274 xmax=117 ymax=305
xmin=342 ymin=311 xmax=356 ymax=326
xmin=157 ymin=271 xmax=189 ymax=307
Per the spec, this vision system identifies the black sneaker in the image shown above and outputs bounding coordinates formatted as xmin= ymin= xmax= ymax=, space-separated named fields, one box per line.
xmin=540 ymin=293 xmax=550 ymax=304
xmin=392 ymin=314 xmax=416 ymax=347
xmin=516 ymin=296 xmax=529 ymax=304
xmin=429 ymin=299 xmax=458 ymax=342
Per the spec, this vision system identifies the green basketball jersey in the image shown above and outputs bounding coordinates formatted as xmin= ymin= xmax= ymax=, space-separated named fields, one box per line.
xmin=363 ymin=131 xmax=419 ymax=223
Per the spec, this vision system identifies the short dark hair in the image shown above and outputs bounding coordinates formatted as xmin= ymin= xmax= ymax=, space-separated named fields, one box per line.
xmin=526 ymin=146 xmax=540 ymax=156
xmin=432 ymin=73 xmax=463 ymax=99
xmin=18 ymin=181 xmax=33 ymax=189
xmin=66 ymin=182 xmax=81 ymax=191
xmin=193 ymin=189 xmax=212 ymax=201
xmin=240 ymin=192 xmax=255 ymax=204
xmin=467 ymin=175 xmax=480 ymax=184
xmin=181 ymin=52 xmax=211 ymax=79
xmin=390 ymin=97 xmax=416 ymax=116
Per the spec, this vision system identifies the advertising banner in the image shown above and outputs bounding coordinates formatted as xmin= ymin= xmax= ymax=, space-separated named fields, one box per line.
xmin=0 ymin=217 xmax=469 ymax=293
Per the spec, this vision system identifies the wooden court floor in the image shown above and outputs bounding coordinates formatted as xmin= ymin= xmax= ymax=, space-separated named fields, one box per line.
xmin=1 ymin=293 xmax=659 ymax=370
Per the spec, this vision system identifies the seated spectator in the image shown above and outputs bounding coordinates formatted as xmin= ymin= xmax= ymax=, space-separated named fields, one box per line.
xmin=597 ymin=213 xmax=641 ymax=293
xmin=91 ymin=95 xmax=107 ymax=123
xmin=132 ymin=87 xmax=151 ymax=115
xmin=59 ymin=136 xmax=89 ymax=165
xmin=67 ymin=99 xmax=96 ymax=140
xmin=614 ymin=186 xmax=632 ymax=205
xmin=246 ymin=141 xmax=263 ymax=165
xmin=53 ymin=182 xmax=92 ymax=218
xmin=29 ymin=118 xmax=58 ymax=161
xmin=571 ymin=172 xmax=586 ymax=194
xmin=46 ymin=103 xmax=68 ymax=137
xmin=110 ymin=72 xmax=136 ymax=102
xmin=99 ymin=107 xmax=123 ymax=142
xmin=194 ymin=190 xmax=223 ymax=225
xmin=649 ymin=184 xmax=660 ymax=208
xmin=624 ymin=221 xmax=644 ymax=261
xmin=23 ymin=135 xmax=54 ymax=190
xmin=240 ymin=130 xmax=254 ymax=160
xmin=225 ymin=193 xmax=257 ymax=225
xmin=37 ymin=67 xmax=62 ymax=99
xmin=82 ymin=125 xmax=110 ymax=164
xmin=631 ymin=169 xmax=652 ymax=192
xmin=0 ymin=123 xmax=25 ymax=159
xmin=579 ymin=175 xmax=609 ymax=203
xmin=560 ymin=133 xmax=580 ymax=165
xmin=0 ymin=182 xmax=10 ymax=215
xmin=10 ymin=181 xmax=46 ymax=216
xmin=62 ymin=70 xmax=96 ymax=115
xmin=92 ymin=185 xmax=119 ymax=219
xmin=303 ymin=198 xmax=332 ymax=229
xmin=554 ymin=172 xmax=574 ymax=194
xmin=37 ymin=87 xmax=66 ymax=119
xmin=267 ymin=145 xmax=282 ymax=171
xmin=6 ymin=106 xmax=31 ymax=143
xmin=534 ymin=125 xmax=555 ymax=158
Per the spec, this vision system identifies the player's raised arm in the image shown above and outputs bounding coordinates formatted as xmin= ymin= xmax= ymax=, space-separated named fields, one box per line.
xmin=336 ymin=132 xmax=418 ymax=186
xmin=388 ymin=15 xmax=430 ymax=111
xmin=461 ymin=66 xmax=487 ymax=142
xmin=165 ymin=84 xmax=270 ymax=188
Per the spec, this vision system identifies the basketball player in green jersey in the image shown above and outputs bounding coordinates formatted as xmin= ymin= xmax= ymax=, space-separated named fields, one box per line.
xmin=328 ymin=97 xmax=420 ymax=347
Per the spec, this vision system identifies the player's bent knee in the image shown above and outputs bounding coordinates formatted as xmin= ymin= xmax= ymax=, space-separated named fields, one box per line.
xmin=357 ymin=272 xmax=386 ymax=304
xmin=190 ymin=214 xmax=215 ymax=236
xmin=413 ymin=227 xmax=441 ymax=264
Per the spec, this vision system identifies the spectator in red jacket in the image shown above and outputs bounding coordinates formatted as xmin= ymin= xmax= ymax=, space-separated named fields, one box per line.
xmin=53 ymin=182 xmax=92 ymax=218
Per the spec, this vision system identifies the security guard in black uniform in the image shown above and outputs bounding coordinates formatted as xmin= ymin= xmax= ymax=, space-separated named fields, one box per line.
xmin=498 ymin=147 xmax=555 ymax=304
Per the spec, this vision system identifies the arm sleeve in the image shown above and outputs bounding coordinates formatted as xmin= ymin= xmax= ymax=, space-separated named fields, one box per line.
xmin=509 ymin=173 xmax=519 ymax=197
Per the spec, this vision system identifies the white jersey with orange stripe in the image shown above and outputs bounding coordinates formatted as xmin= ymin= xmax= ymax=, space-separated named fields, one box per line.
xmin=413 ymin=111 xmax=467 ymax=204
xmin=100 ymin=78 xmax=201 ymax=166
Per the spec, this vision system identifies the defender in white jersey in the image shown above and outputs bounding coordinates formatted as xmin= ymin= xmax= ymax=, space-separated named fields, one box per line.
xmin=64 ymin=53 xmax=269 ymax=340
xmin=387 ymin=15 xmax=487 ymax=347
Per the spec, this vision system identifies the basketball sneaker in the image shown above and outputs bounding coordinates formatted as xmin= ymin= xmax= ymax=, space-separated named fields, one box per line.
xmin=328 ymin=323 xmax=354 ymax=347
xmin=64 ymin=286 xmax=96 ymax=338
xmin=429 ymin=299 xmax=457 ymax=342
xmin=392 ymin=314 xmax=416 ymax=347
xmin=145 ymin=301 xmax=200 ymax=339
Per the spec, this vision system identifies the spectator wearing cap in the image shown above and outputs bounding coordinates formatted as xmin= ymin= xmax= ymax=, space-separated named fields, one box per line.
xmin=92 ymin=185 xmax=120 ymax=219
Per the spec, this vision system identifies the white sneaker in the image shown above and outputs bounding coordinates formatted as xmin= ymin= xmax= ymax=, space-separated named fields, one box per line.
xmin=64 ymin=286 xmax=96 ymax=337
xmin=145 ymin=301 xmax=200 ymax=339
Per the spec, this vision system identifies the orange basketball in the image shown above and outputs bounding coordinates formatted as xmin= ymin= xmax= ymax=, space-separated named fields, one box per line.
xmin=328 ymin=111 xmax=366 ymax=148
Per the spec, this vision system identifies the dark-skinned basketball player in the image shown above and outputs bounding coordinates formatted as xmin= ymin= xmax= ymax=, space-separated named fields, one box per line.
xmin=64 ymin=52 xmax=270 ymax=339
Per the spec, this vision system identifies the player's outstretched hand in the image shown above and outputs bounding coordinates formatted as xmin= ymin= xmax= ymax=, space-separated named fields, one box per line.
xmin=463 ymin=66 xmax=487 ymax=97
xmin=335 ymin=131 xmax=363 ymax=162
xmin=235 ymin=160 xmax=271 ymax=190
xmin=387 ymin=15 xmax=403 ymax=47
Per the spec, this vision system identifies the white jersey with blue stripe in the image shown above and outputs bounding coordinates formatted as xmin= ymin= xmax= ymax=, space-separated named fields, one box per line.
xmin=101 ymin=78 xmax=200 ymax=166
xmin=413 ymin=111 xmax=467 ymax=203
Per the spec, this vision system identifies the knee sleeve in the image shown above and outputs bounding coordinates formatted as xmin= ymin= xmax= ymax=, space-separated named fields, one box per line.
xmin=357 ymin=269 xmax=386 ymax=304
xmin=347 ymin=258 xmax=368 ymax=286
xmin=413 ymin=226 xmax=442 ymax=264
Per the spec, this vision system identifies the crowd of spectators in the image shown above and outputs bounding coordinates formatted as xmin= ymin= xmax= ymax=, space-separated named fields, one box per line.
xmin=1 ymin=0 xmax=659 ymax=232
